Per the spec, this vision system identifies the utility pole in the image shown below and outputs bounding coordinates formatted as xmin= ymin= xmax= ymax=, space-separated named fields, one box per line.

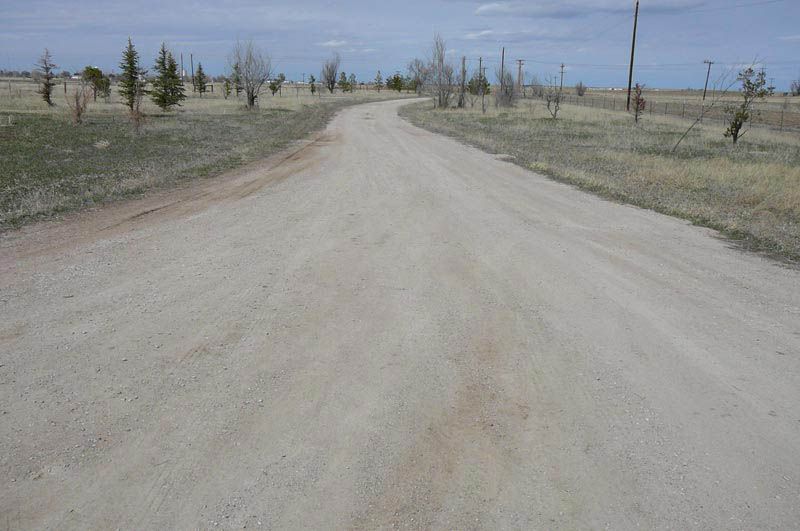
xmin=302 ymin=73 xmax=306 ymax=84
xmin=190 ymin=53 xmax=195 ymax=92
xmin=500 ymin=47 xmax=506 ymax=99
xmin=479 ymin=57 xmax=485 ymax=113
xmin=626 ymin=0 xmax=640 ymax=111
xmin=516 ymin=59 xmax=525 ymax=97
xmin=180 ymin=53 xmax=185 ymax=81
xmin=458 ymin=55 xmax=466 ymax=108
xmin=702 ymin=60 xmax=714 ymax=101
xmin=559 ymin=63 xmax=565 ymax=94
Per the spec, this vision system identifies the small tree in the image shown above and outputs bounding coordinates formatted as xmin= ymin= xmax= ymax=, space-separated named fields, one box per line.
xmin=337 ymin=71 xmax=350 ymax=92
xmin=65 ymin=80 xmax=91 ymax=124
xmin=322 ymin=53 xmax=340 ymax=94
xmin=575 ymin=81 xmax=587 ymax=96
xmin=348 ymin=73 xmax=357 ymax=91
xmin=789 ymin=76 xmax=799 ymax=97
xmin=151 ymin=43 xmax=186 ymax=111
xmin=429 ymin=34 xmax=455 ymax=108
xmin=222 ymin=78 xmax=231 ymax=99
xmin=309 ymin=74 xmax=317 ymax=95
xmin=231 ymin=62 xmax=243 ymax=97
xmin=229 ymin=40 xmax=271 ymax=109
xmin=407 ymin=59 xmax=427 ymax=95
xmin=530 ymin=74 xmax=544 ymax=98
xmin=82 ymin=66 xmax=111 ymax=101
xmin=632 ymin=83 xmax=646 ymax=123
xmin=35 ymin=48 xmax=57 ymax=106
xmin=387 ymin=72 xmax=403 ymax=92
xmin=724 ymin=67 xmax=773 ymax=144
xmin=269 ymin=73 xmax=285 ymax=95
xmin=374 ymin=70 xmax=383 ymax=92
xmin=495 ymin=68 xmax=516 ymax=107
xmin=544 ymin=76 xmax=562 ymax=119
xmin=193 ymin=62 xmax=207 ymax=96
xmin=118 ymin=37 xmax=148 ymax=128
xmin=467 ymin=71 xmax=490 ymax=108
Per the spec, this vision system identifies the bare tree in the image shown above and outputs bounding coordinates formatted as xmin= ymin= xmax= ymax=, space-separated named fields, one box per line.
xmin=230 ymin=40 xmax=272 ymax=109
xmin=407 ymin=58 xmax=428 ymax=95
xmin=429 ymin=34 xmax=455 ymax=108
xmin=495 ymin=68 xmax=516 ymax=107
xmin=544 ymin=76 xmax=562 ymax=119
xmin=529 ymin=74 xmax=544 ymax=98
xmin=65 ymin=80 xmax=91 ymax=124
xmin=322 ymin=53 xmax=340 ymax=94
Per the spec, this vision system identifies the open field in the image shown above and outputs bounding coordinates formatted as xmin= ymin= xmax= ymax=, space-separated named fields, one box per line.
xmin=0 ymin=78 xmax=410 ymax=229
xmin=400 ymin=98 xmax=800 ymax=261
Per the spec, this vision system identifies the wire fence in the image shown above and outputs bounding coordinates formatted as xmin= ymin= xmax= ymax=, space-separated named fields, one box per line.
xmin=522 ymin=87 xmax=800 ymax=133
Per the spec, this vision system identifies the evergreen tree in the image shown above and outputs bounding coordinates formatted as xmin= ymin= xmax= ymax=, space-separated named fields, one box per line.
xmin=309 ymin=74 xmax=316 ymax=95
xmin=150 ymin=43 xmax=186 ymax=111
xmin=269 ymin=73 xmax=285 ymax=96
xmin=231 ymin=62 xmax=243 ymax=96
xmin=374 ymin=70 xmax=383 ymax=92
xmin=387 ymin=72 xmax=403 ymax=92
xmin=348 ymin=73 xmax=357 ymax=91
xmin=193 ymin=62 xmax=207 ymax=96
xmin=83 ymin=66 xmax=111 ymax=101
xmin=338 ymin=71 xmax=350 ymax=92
xmin=118 ymin=37 xmax=147 ymax=112
xmin=35 ymin=48 xmax=58 ymax=106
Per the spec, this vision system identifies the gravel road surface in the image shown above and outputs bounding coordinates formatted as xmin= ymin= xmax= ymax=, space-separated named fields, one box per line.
xmin=1 ymin=99 xmax=799 ymax=529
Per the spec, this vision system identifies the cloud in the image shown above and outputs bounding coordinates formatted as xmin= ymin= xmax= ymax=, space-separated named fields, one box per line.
xmin=778 ymin=35 xmax=800 ymax=42
xmin=475 ymin=0 xmax=705 ymax=19
xmin=319 ymin=39 xmax=347 ymax=47
xmin=463 ymin=28 xmax=572 ymax=43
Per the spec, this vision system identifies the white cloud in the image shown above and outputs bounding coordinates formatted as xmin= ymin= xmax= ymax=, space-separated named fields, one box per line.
xmin=318 ymin=39 xmax=347 ymax=47
xmin=475 ymin=0 xmax=704 ymax=18
xmin=778 ymin=35 xmax=800 ymax=42
xmin=463 ymin=27 xmax=572 ymax=43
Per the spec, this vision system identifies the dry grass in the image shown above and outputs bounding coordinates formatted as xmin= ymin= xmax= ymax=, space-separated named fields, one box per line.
xmin=0 ymin=79 xmax=409 ymax=229
xmin=400 ymin=98 xmax=800 ymax=261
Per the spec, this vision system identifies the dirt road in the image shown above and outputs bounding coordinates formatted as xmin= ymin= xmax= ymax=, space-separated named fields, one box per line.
xmin=1 ymin=99 xmax=799 ymax=529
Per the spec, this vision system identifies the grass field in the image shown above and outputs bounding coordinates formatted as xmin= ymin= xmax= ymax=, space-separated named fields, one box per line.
xmin=400 ymin=98 xmax=800 ymax=261
xmin=0 ymin=78 xmax=408 ymax=229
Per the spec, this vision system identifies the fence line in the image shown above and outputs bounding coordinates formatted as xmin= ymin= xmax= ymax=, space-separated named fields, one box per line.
xmin=521 ymin=87 xmax=800 ymax=133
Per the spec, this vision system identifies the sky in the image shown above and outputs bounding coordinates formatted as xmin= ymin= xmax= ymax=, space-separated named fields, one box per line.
xmin=2 ymin=0 xmax=799 ymax=89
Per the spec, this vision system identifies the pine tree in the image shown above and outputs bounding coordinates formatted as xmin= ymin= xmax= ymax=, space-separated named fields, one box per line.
xmin=193 ymin=62 xmax=207 ymax=96
xmin=374 ymin=71 xmax=383 ymax=92
xmin=231 ymin=62 xmax=243 ymax=96
xmin=309 ymin=74 xmax=316 ymax=95
xmin=83 ymin=66 xmax=111 ymax=101
xmin=35 ymin=48 xmax=58 ymax=106
xmin=151 ymin=43 xmax=186 ymax=111
xmin=119 ymin=37 xmax=147 ymax=112
xmin=338 ymin=71 xmax=350 ymax=92
xmin=348 ymin=73 xmax=357 ymax=91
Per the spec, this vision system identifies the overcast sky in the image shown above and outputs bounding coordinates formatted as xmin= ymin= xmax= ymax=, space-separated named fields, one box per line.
xmin=2 ymin=0 xmax=798 ymax=89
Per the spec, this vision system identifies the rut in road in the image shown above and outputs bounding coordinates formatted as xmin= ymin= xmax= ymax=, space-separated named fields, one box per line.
xmin=1 ymin=99 xmax=799 ymax=529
